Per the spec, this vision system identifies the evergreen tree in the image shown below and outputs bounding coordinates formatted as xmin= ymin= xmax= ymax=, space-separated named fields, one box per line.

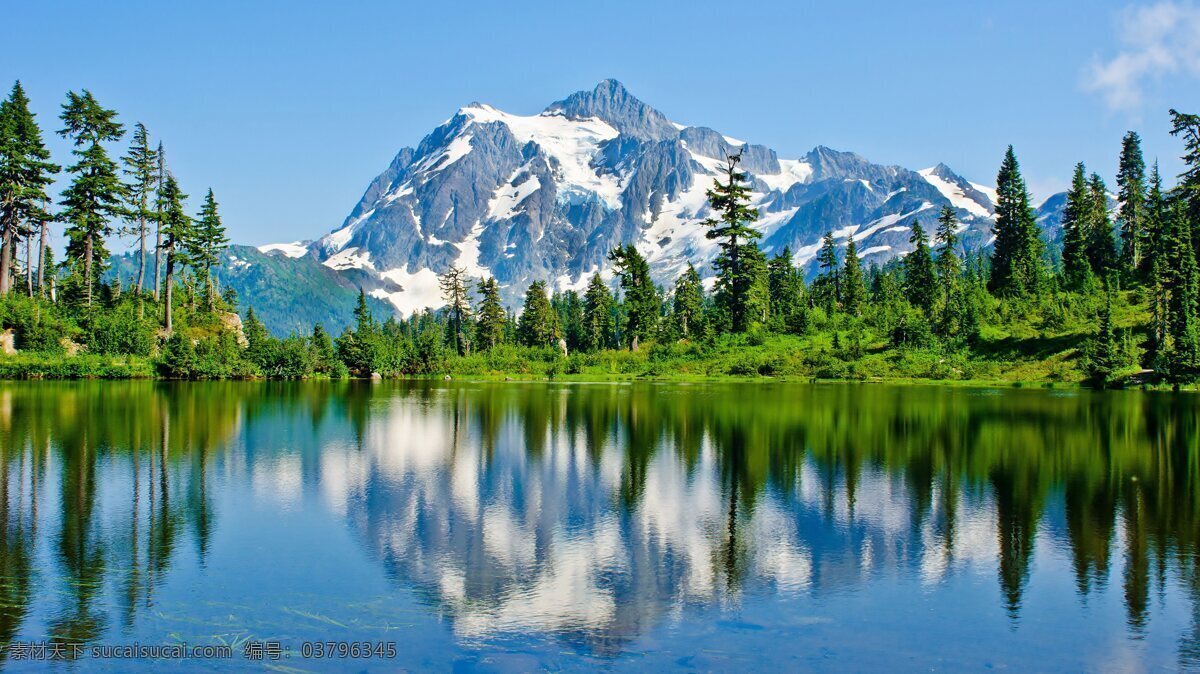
xmin=309 ymin=323 xmax=342 ymax=377
xmin=903 ymin=220 xmax=936 ymax=314
xmin=841 ymin=237 xmax=866 ymax=316
xmin=0 ymin=82 xmax=58 ymax=297
xmin=336 ymin=289 xmax=379 ymax=374
xmin=242 ymin=307 xmax=272 ymax=366
xmin=1169 ymin=109 xmax=1200 ymax=246
xmin=1086 ymin=173 xmax=1117 ymax=280
xmin=189 ymin=189 xmax=228 ymax=305
xmin=57 ymin=89 xmax=126 ymax=309
xmin=934 ymin=206 xmax=966 ymax=335
xmin=153 ymin=142 xmax=165 ymax=300
xmin=582 ymin=273 xmax=616 ymax=351
xmin=1145 ymin=164 xmax=1169 ymax=360
xmin=518 ymin=280 xmax=559 ymax=347
xmin=158 ymin=173 xmax=191 ymax=333
xmin=814 ymin=231 xmax=839 ymax=312
xmin=989 ymin=146 xmax=1044 ymax=296
xmin=474 ymin=277 xmax=506 ymax=350
xmin=1162 ymin=202 xmax=1199 ymax=384
xmin=553 ymin=290 xmax=584 ymax=353
xmin=1061 ymin=163 xmax=1094 ymax=290
xmin=438 ymin=266 xmax=471 ymax=355
xmin=702 ymin=151 xmax=763 ymax=332
xmin=607 ymin=244 xmax=658 ymax=348
xmin=767 ymin=249 xmax=804 ymax=327
xmin=120 ymin=122 xmax=157 ymax=295
xmin=1085 ymin=286 xmax=1120 ymax=385
xmin=672 ymin=263 xmax=706 ymax=339
xmin=1116 ymin=131 xmax=1147 ymax=281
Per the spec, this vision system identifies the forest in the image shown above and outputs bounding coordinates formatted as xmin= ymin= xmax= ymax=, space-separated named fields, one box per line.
xmin=2 ymin=80 xmax=1200 ymax=387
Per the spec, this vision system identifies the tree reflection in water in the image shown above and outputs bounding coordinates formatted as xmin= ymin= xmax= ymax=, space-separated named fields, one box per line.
xmin=0 ymin=381 xmax=1196 ymax=667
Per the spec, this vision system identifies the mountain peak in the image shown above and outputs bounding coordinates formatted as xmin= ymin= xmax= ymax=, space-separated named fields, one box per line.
xmin=544 ymin=79 xmax=677 ymax=141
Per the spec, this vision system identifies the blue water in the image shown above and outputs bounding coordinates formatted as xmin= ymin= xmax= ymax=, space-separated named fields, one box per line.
xmin=0 ymin=380 xmax=1196 ymax=671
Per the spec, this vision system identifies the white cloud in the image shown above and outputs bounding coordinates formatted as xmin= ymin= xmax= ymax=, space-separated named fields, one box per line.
xmin=1084 ymin=2 xmax=1200 ymax=110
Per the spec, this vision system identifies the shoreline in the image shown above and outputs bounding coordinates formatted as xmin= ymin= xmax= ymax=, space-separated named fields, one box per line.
xmin=0 ymin=361 xmax=1192 ymax=392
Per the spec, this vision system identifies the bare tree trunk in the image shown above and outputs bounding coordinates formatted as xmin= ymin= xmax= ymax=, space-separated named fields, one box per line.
xmin=136 ymin=217 xmax=146 ymax=295
xmin=85 ymin=234 xmax=94 ymax=309
xmin=36 ymin=221 xmax=46 ymax=298
xmin=25 ymin=235 xmax=33 ymax=296
xmin=153 ymin=223 xmax=162 ymax=301
xmin=164 ymin=252 xmax=174 ymax=334
xmin=0 ymin=227 xmax=12 ymax=296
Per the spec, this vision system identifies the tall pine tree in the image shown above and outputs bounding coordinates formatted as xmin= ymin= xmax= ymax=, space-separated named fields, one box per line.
xmin=57 ymin=89 xmax=126 ymax=309
xmin=518 ymin=280 xmax=559 ymax=347
xmin=989 ymin=146 xmax=1044 ymax=296
xmin=582 ymin=273 xmax=616 ymax=351
xmin=673 ymin=263 xmax=706 ymax=339
xmin=904 ymin=220 xmax=936 ymax=314
xmin=702 ymin=152 xmax=763 ymax=332
xmin=1086 ymin=173 xmax=1117 ymax=280
xmin=158 ymin=173 xmax=191 ymax=333
xmin=1061 ymin=163 xmax=1094 ymax=291
xmin=189 ymin=188 xmax=228 ymax=305
xmin=814 ymin=231 xmax=839 ymax=312
xmin=120 ymin=122 xmax=158 ymax=295
xmin=474 ymin=277 xmax=506 ymax=350
xmin=438 ymin=266 xmax=472 ymax=355
xmin=841 ymin=237 xmax=866 ymax=317
xmin=1116 ymin=131 xmax=1147 ymax=281
xmin=607 ymin=244 xmax=658 ymax=349
xmin=0 ymin=82 xmax=58 ymax=297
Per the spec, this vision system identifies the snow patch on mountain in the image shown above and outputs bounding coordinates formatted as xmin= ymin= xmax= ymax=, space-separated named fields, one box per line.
xmin=919 ymin=167 xmax=990 ymax=218
xmin=258 ymin=241 xmax=310 ymax=258
xmin=461 ymin=103 xmax=623 ymax=208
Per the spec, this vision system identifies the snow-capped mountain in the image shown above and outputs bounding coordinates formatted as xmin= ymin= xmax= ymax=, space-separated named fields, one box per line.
xmin=269 ymin=80 xmax=1005 ymax=314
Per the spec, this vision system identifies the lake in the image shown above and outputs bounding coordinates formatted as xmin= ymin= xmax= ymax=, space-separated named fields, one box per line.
xmin=0 ymin=380 xmax=1197 ymax=671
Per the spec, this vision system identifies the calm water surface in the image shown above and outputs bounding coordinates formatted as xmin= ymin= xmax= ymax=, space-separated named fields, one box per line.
xmin=0 ymin=380 xmax=1198 ymax=671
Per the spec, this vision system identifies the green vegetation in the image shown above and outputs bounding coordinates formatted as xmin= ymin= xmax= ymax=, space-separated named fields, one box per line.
xmin=2 ymin=81 xmax=1200 ymax=387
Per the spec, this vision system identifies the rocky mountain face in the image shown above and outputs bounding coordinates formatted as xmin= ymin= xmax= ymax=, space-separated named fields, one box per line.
xmin=249 ymin=80 xmax=1063 ymax=320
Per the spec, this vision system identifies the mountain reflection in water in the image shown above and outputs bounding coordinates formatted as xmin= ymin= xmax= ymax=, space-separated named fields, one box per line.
xmin=0 ymin=381 xmax=1197 ymax=670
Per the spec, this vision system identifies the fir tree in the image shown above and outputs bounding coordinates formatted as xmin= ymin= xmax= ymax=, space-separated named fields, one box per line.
xmin=120 ymin=122 xmax=157 ymax=295
xmin=1163 ymin=202 xmax=1199 ymax=384
xmin=1145 ymin=164 xmax=1169 ymax=359
xmin=438 ymin=266 xmax=472 ymax=355
xmin=1116 ymin=131 xmax=1147 ymax=281
xmin=1086 ymin=173 xmax=1117 ymax=280
xmin=553 ymin=290 xmax=584 ymax=352
xmin=1169 ymin=109 xmax=1200 ymax=243
xmin=158 ymin=173 xmax=191 ymax=333
xmin=0 ymin=82 xmax=58 ymax=297
xmin=189 ymin=188 xmax=228 ymax=305
xmin=518 ymin=280 xmax=559 ymax=347
xmin=841 ymin=237 xmax=866 ymax=316
xmin=767 ymin=248 xmax=804 ymax=326
xmin=903 ymin=220 xmax=936 ymax=314
xmin=309 ymin=323 xmax=341 ymax=376
xmin=989 ymin=146 xmax=1044 ymax=296
xmin=814 ymin=231 xmax=839 ymax=312
xmin=57 ymin=89 xmax=126 ymax=309
xmin=153 ymin=142 xmax=165 ymax=300
xmin=673 ymin=263 xmax=706 ymax=339
xmin=474 ymin=277 xmax=506 ymax=350
xmin=607 ymin=244 xmax=658 ymax=349
xmin=582 ymin=273 xmax=616 ymax=351
xmin=1061 ymin=163 xmax=1094 ymax=290
xmin=702 ymin=151 xmax=763 ymax=332
xmin=934 ymin=206 xmax=965 ymax=335
xmin=1085 ymin=286 xmax=1120 ymax=385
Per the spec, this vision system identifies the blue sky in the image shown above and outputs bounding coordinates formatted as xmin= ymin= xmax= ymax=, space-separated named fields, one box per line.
xmin=2 ymin=0 xmax=1199 ymax=246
